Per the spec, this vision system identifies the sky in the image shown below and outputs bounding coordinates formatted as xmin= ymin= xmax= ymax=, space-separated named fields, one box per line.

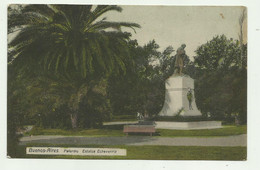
xmin=7 ymin=6 xmax=247 ymax=60
xmin=104 ymin=6 xmax=247 ymax=59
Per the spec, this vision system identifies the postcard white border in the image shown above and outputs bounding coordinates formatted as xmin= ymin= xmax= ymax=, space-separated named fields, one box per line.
xmin=1 ymin=0 xmax=260 ymax=170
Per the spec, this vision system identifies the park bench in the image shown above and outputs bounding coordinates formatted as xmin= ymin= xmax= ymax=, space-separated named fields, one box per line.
xmin=123 ymin=125 xmax=156 ymax=136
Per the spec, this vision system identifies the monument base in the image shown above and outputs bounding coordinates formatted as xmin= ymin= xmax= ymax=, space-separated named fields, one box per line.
xmin=155 ymin=121 xmax=222 ymax=130
xmin=159 ymin=74 xmax=202 ymax=117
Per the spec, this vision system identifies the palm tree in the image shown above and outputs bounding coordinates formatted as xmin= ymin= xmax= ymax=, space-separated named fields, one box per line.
xmin=22 ymin=73 xmax=103 ymax=129
xmin=8 ymin=5 xmax=140 ymax=128
xmin=9 ymin=5 xmax=140 ymax=76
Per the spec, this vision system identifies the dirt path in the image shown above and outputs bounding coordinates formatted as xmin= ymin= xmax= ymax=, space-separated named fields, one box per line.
xmin=20 ymin=134 xmax=246 ymax=146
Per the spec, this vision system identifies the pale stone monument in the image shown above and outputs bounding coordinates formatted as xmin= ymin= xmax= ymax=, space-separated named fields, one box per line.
xmin=159 ymin=44 xmax=202 ymax=117
xmin=159 ymin=75 xmax=202 ymax=116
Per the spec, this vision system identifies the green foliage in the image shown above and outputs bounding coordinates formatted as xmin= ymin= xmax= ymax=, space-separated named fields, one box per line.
xmin=9 ymin=5 xmax=140 ymax=78
xmin=7 ymin=112 xmax=21 ymax=157
xmin=158 ymin=125 xmax=247 ymax=137
xmin=108 ymin=40 xmax=168 ymax=117
xmin=111 ymin=115 xmax=136 ymax=121
xmin=153 ymin=115 xmax=209 ymax=122
xmin=7 ymin=65 xmax=29 ymax=157
xmin=78 ymin=79 xmax=112 ymax=128
xmin=108 ymin=38 xmax=198 ymax=119
xmin=26 ymin=127 xmax=124 ymax=137
xmin=8 ymin=5 xmax=140 ymax=130
xmin=194 ymin=35 xmax=247 ymax=124
xmin=194 ymin=35 xmax=242 ymax=71
xmin=15 ymin=74 xmax=112 ymax=129
xmin=108 ymin=39 xmax=195 ymax=118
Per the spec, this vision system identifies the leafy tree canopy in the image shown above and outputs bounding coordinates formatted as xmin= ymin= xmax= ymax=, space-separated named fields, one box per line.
xmin=8 ymin=5 xmax=140 ymax=129
xmin=193 ymin=35 xmax=247 ymax=123
xmin=8 ymin=5 xmax=140 ymax=79
xmin=194 ymin=35 xmax=242 ymax=72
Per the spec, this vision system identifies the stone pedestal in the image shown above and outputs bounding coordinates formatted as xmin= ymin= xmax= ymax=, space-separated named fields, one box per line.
xmin=155 ymin=121 xmax=222 ymax=130
xmin=159 ymin=74 xmax=202 ymax=116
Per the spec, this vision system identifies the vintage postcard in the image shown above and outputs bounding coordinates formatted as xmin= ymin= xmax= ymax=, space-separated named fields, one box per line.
xmin=7 ymin=4 xmax=247 ymax=160
xmin=3 ymin=1 xmax=260 ymax=170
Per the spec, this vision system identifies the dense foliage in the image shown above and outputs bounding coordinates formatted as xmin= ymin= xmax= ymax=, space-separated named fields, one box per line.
xmin=7 ymin=4 xmax=140 ymax=156
xmin=194 ymin=35 xmax=247 ymax=124
xmin=108 ymin=40 xmax=192 ymax=118
xmin=8 ymin=4 xmax=140 ymax=129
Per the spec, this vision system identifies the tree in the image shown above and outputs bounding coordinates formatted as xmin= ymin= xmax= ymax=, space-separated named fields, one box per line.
xmin=194 ymin=35 xmax=241 ymax=72
xmin=8 ymin=5 xmax=140 ymax=76
xmin=8 ymin=5 xmax=140 ymax=129
xmin=7 ymin=64 xmax=28 ymax=157
xmin=108 ymin=39 xmax=197 ymax=119
xmin=238 ymin=8 xmax=247 ymax=69
xmin=194 ymin=35 xmax=247 ymax=124
xmin=19 ymin=73 xmax=111 ymax=129
xmin=108 ymin=40 xmax=192 ymax=118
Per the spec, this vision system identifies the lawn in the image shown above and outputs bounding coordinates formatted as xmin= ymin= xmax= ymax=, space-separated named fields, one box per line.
xmin=13 ymin=143 xmax=246 ymax=160
xmin=25 ymin=128 xmax=125 ymax=137
xmin=158 ymin=125 xmax=247 ymax=137
xmin=25 ymin=125 xmax=247 ymax=137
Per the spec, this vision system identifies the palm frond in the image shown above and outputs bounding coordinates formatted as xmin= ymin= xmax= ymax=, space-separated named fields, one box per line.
xmin=88 ymin=21 xmax=141 ymax=33
xmin=8 ymin=4 xmax=140 ymax=79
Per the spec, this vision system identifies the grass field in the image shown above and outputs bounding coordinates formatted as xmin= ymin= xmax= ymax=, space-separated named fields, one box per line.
xmin=13 ymin=143 xmax=246 ymax=160
xmin=25 ymin=125 xmax=247 ymax=137
xmin=18 ymin=125 xmax=247 ymax=160
xmin=158 ymin=125 xmax=247 ymax=137
xmin=26 ymin=128 xmax=125 ymax=137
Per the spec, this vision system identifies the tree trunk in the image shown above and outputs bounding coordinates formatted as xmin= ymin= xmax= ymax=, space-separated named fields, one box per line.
xmin=70 ymin=112 xmax=78 ymax=129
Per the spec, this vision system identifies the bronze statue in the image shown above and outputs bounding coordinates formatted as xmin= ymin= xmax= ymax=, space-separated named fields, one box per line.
xmin=187 ymin=88 xmax=193 ymax=110
xmin=174 ymin=44 xmax=186 ymax=74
